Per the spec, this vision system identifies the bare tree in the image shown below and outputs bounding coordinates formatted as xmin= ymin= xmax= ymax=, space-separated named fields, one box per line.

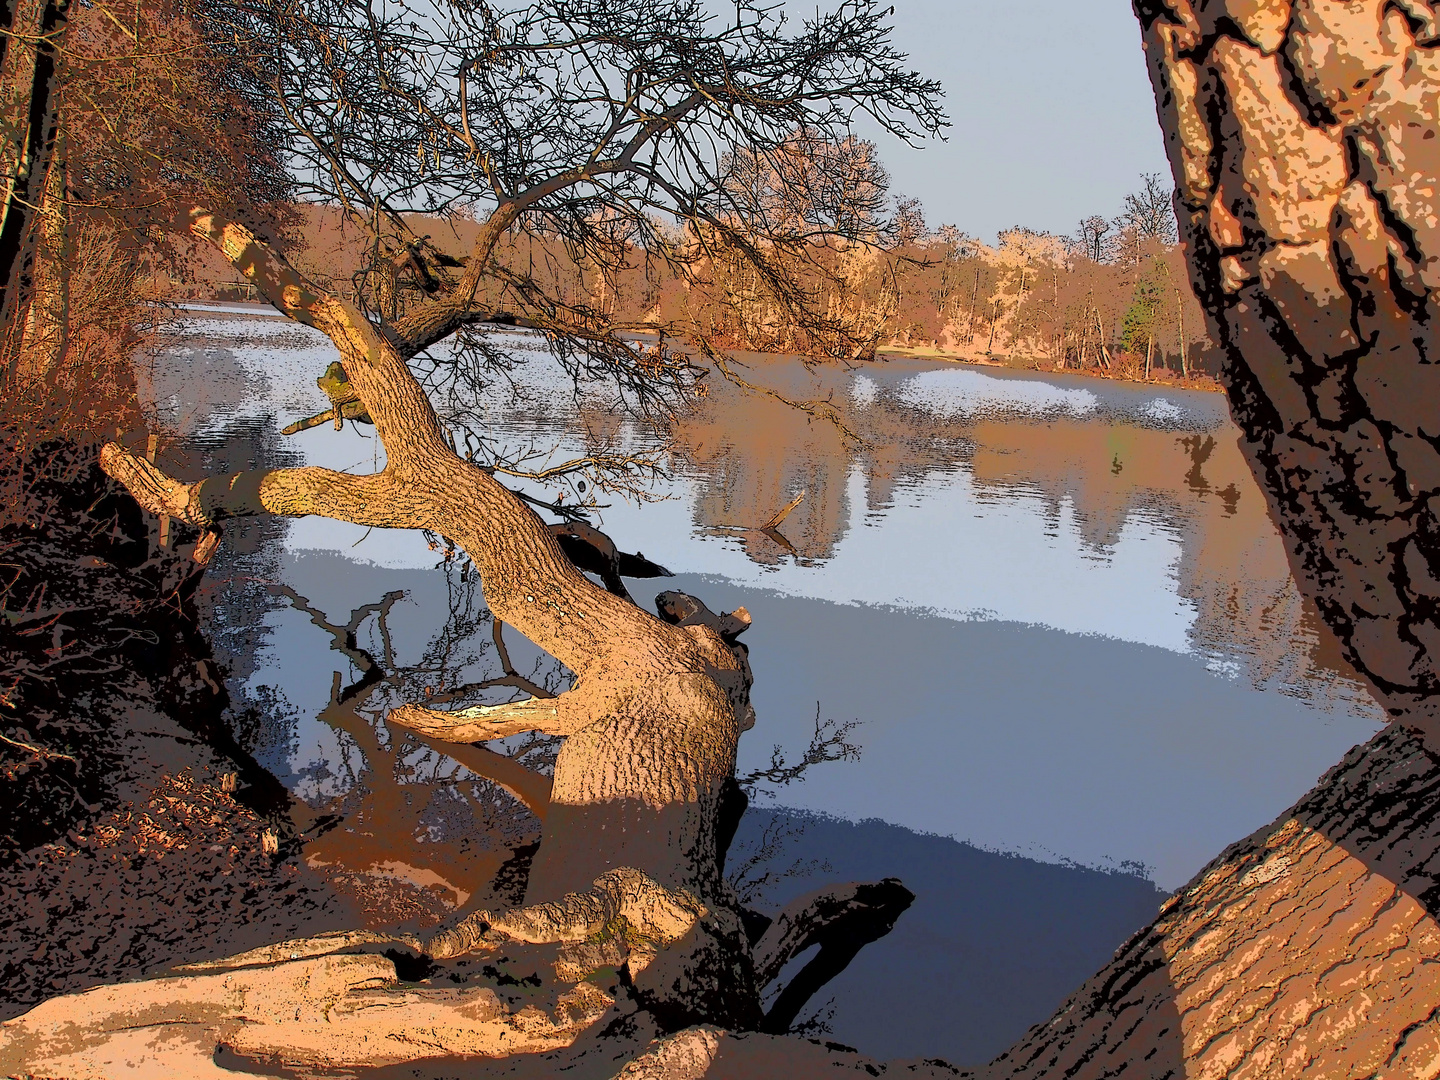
xmin=196 ymin=0 xmax=946 ymax=487
xmin=1076 ymin=214 xmax=1114 ymax=263
xmin=7 ymin=0 xmax=950 ymax=1071
xmin=1118 ymin=170 xmax=1179 ymax=247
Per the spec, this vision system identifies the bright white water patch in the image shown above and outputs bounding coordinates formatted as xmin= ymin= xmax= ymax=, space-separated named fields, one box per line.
xmin=168 ymin=302 xmax=289 ymax=317
xmin=592 ymin=465 xmax=1197 ymax=653
xmin=276 ymin=448 xmax=1197 ymax=654
xmin=894 ymin=367 xmax=1101 ymax=420
xmin=850 ymin=373 xmax=880 ymax=408
xmin=1142 ymin=397 xmax=1186 ymax=423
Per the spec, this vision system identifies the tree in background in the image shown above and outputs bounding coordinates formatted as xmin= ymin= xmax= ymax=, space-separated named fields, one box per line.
xmin=0 ymin=0 xmax=291 ymax=462
xmin=1118 ymin=171 xmax=1179 ymax=249
xmin=689 ymin=129 xmax=905 ymax=360
xmin=1120 ymin=256 xmax=1167 ymax=376
xmin=5 ymin=1 xmax=950 ymax=1072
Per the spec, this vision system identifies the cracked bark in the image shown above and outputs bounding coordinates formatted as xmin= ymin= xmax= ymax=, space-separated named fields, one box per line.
xmin=981 ymin=722 xmax=1440 ymax=1079
xmin=98 ymin=207 xmax=766 ymax=1029
xmin=1137 ymin=0 xmax=1440 ymax=732
xmin=967 ymin=6 xmax=1440 ymax=1076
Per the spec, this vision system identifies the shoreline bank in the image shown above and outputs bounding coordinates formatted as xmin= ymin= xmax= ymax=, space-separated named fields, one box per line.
xmin=876 ymin=343 xmax=1224 ymax=394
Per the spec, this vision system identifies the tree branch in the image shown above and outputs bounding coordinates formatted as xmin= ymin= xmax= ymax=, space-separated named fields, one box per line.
xmin=188 ymin=206 xmax=382 ymax=359
xmin=388 ymin=693 xmax=584 ymax=742
xmin=97 ymin=443 xmax=413 ymax=530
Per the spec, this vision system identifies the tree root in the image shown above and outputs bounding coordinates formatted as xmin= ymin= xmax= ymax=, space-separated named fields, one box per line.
xmin=169 ymin=928 xmax=424 ymax=974
xmin=751 ymin=879 xmax=915 ymax=1034
xmin=428 ymin=867 xmax=707 ymax=967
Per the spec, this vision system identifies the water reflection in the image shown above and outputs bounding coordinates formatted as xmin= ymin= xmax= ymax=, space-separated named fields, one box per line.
xmin=651 ymin=355 xmax=1364 ymax=706
xmin=240 ymin=559 xmax=569 ymax=929
xmin=137 ymin=310 xmax=1386 ymax=1061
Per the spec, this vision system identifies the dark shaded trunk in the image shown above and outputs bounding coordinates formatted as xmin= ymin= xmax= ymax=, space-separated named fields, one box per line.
xmin=0 ymin=0 xmax=67 ymax=360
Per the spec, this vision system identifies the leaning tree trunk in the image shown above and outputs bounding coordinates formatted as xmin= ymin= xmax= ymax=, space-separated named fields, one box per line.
xmin=970 ymin=5 xmax=1440 ymax=1076
xmin=99 ymin=206 xmax=766 ymax=1029
xmin=0 ymin=208 xmax=916 ymax=1078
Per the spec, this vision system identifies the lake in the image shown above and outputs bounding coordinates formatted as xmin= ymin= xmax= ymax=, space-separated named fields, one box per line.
xmin=141 ymin=306 xmax=1384 ymax=1065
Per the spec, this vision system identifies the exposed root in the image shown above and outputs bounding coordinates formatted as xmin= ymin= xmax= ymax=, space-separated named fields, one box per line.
xmin=428 ymin=867 xmax=707 ymax=968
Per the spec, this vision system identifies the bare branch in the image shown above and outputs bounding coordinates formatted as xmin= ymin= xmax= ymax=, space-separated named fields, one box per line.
xmin=388 ymin=694 xmax=585 ymax=741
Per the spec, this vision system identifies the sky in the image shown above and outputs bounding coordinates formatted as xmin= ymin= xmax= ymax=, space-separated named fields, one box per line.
xmin=830 ymin=1 xmax=1174 ymax=245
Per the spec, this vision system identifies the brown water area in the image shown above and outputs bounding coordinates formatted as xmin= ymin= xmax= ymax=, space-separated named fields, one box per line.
xmin=0 ymin=312 xmax=1386 ymax=1069
xmin=658 ymin=350 xmax=1356 ymax=701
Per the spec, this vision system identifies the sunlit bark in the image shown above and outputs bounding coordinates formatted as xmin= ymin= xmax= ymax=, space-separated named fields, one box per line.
xmin=973 ymin=6 xmax=1440 ymax=1076
xmin=1136 ymin=0 xmax=1440 ymax=736
xmin=50 ymin=203 xmax=917 ymax=1073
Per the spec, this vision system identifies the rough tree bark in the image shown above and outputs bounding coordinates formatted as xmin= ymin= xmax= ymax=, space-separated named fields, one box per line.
xmin=113 ymin=205 xmax=761 ymax=1020
xmin=1139 ymin=0 xmax=1440 ymax=734
xmin=958 ymin=5 xmax=1440 ymax=1076
xmin=0 ymin=207 xmax=917 ymax=1077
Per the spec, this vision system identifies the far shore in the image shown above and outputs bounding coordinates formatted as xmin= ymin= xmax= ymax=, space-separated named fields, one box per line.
xmin=875 ymin=342 xmax=1225 ymax=394
xmin=156 ymin=297 xmax=1225 ymax=396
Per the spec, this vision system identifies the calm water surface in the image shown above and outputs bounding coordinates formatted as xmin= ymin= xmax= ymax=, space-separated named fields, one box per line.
xmin=142 ymin=307 xmax=1385 ymax=1063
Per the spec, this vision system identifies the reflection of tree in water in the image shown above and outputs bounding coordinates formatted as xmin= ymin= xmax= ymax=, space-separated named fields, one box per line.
xmin=268 ymin=555 xmax=573 ymax=928
xmin=727 ymin=706 xmax=860 ymax=907
xmin=268 ymin=550 xmax=872 ymax=941
xmin=183 ymin=411 xmax=305 ymax=773
xmin=661 ymin=359 xmax=1373 ymax=708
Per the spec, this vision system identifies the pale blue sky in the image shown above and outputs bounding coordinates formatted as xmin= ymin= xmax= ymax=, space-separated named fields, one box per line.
xmin=842 ymin=1 xmax=1172 ymax=244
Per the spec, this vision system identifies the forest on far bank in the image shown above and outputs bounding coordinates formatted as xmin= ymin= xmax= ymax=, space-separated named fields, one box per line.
xmin=164 ymin=152 xmax=1214 ymax=385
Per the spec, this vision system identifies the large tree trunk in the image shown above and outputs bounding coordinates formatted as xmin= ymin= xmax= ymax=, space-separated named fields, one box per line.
xmin=0 ymin=0 xmax=66 ymax=360
xmin=98 ymin=207 xmax=766 ymax=1027
xmin=1136 ymin=0 xmax=1440 ymax=735
xmin=0 ymin=209 xmax=914 ymax=1076
xmin=965 ymin=5 xmax=1440 ymax=1076
xmin=979 ymin=721 xmax=1440 ymax=1079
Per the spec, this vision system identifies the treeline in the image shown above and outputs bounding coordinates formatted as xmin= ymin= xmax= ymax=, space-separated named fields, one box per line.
xmin=661 ymin=165 xmax=1213 ymax=377
xmin=162 ymin=135 xmax=1211 ymax=380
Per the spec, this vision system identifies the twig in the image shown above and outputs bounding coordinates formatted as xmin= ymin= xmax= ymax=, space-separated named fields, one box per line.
xmin=761 ymin=490 xmax=805 ymax=531
xmin=0 ymin=729 xmax=77 ymax=766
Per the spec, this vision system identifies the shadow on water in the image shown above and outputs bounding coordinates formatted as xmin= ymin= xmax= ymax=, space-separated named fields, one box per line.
xmin=206 ymin=547 xmax=573 ymax=930
xmin=729 ymin=808 xmax=1167 ymax=1066
xmin=2 ymin=325 xmax=1392 ymax=1069
xmin=189 ymin=553 xmax=1186 ymax=1063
